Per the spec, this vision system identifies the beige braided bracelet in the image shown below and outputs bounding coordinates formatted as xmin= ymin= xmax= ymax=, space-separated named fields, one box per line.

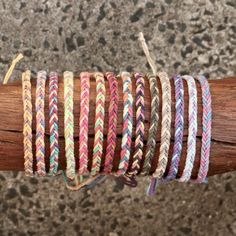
xmin=153 ymin=72 xmax=172 ymax=179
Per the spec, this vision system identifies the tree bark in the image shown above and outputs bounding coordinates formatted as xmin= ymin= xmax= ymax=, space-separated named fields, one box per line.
xmin=0 ymin=75 xmax=236 ymax=178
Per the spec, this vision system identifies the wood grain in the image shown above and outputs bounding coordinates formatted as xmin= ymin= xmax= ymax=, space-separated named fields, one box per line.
xmin=0 ymin=75 xmax=236 ymax=178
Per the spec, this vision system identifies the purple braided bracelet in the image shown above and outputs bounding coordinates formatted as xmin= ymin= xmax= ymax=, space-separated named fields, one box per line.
xmin=192 ymin=75 xmax=212 ymax=183
xmin=179 ymin=75 xmax=198 ymax=182
xmin=166 ymin=75 xmax=184 ymax=180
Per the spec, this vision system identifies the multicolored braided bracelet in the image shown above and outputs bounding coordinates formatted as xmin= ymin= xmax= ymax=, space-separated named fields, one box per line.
xmin=79 ymin=72 xmax=90 ymax=175
xmin=22 ymin=70 xmax=33 ymax=176
xmin=165 ymin=75 xmax=184 ymax=180
xmin=91 ymin=72 xmax=106 ymax=175
xmin=128 ymin=73 xmax=145 ymax=175
xmin=192 ymin=75 xmax=212 ymax=183
xmin=35 ymin=71 xmax=47 ymax=176
xmin=64 ymin=71 xmax=76 ymax=179
xmin=117 ymin=72 xmax=133 ymax=175
xmin=103 ymin=72 xmax=118 ymax=173
xmin=49 ymin=72 xmax=59 ymax=175
xmin=179 ymin=75 xmax=198 ymax=182
xmin=153 ymin=72 xmax=171 ymax=179
xmin=141 ymin=74 xmax=159 ymax=175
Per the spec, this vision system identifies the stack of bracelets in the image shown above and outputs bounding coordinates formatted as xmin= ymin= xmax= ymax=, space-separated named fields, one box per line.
xmin=21 ymin=71 xmax=212 ymax=195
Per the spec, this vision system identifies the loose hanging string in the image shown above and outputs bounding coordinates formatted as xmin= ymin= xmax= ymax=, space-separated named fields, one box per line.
xmin=138 ymin=33 xmax=157 ymax=75
xmin=3 ymin=53 xmax=24 ymax=84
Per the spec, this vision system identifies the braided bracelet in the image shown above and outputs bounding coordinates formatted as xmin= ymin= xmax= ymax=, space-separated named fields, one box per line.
xmin=49 ymin=72 xmax=59 ymax=175
xmin=192 ymin=75 xmax=212 ymax=183
xmin=179 ymin=75 xmax=198 ymax=182
xmin=64 ymin=71 xmax=76 ymax=179
xmin=117 ymin=72 xmax=133 ymax=175
xmin=128 ymin=73 xmax=145 ymax=175
xmin=153 ymin=72 xmax=171 ymax=179
xmin=103 ymin=72 xmax=118 ymax=173
xmin=22 ymin=70 xmax=33 ymax=176
xmin=36 ymin=71 xmax=47 ymax=176
xmin=91 ymin=72 xmax=106 ymax=175
xmin=141 ymin=74 xmax=159 ymax=175
xmin=79 ymin=72 xmax=90 ymax=175
xmin=165 ymin=75 xmax=184 ymax=180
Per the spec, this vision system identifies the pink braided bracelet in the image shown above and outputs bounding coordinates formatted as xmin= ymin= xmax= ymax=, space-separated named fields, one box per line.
xmin=192 ymin=75 xmax=212 ymax=183
xmin=91 ymin=72 xmax=106 ymax=175
xmin=103 ymin=72 xmax=118 ymax=173
xmin=79 ymin=72 xmax=90 ymax=175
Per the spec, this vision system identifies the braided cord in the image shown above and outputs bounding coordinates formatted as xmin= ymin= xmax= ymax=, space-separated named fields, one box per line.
xmin=117 ymin=72 xmax=133 ymax=175
xmin=179 ymin=75 xmax=198 ymax=182
xmin=91 ymin=72 xmax=106 ymax=175
xmin=153 ymin=72 xmax=171 ymax=179
xmin=192 ymin=75 xmax=212 ymax=183
xmin=128 ymin=73 xmax=145 ymax=175
xmin=103 ymin=72 xmax=118 ymax=173
xmin=165 ymin=75 xmax=184 ymax=180
xmin=64 ymin=71 xmax=75 ymax=179
xmin=35 ymin=71 xmax=47 ymax=176
xmin=141 ymin=74 xmax=159 ymax=175
xmin=79 ymin=72 xmax=90 ymax=175
xmin=49 ymin=72 xmax=59 ymax=175
xmin=22 ymin=70 xmax=33 ymax=176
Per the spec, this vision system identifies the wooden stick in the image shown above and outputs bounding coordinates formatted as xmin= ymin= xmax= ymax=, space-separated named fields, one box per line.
xmin=0 ymin=75 xmax=236 ymax=178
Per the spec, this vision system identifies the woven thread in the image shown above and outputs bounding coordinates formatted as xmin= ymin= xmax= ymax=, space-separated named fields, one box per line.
xmin=35 ymin=71 xmax=47 ymax=176
xmin=22 ymin=70 xmax=33 ymax=176
xmin=179 ymin=75 xmax=198 ymax=182
xmin=79 ymin=72 xmax=90 ymax=174
xmin=91 ymin=72 xmax=106 ymax=175
xmin=117 ymin=72 xmax=133 ymax=175
xmin=49 ymin=72 xmax=59 ymax=175
xmin=153 ymin=72 xmax=171 ymax=179
xmin=141 ymin=74 xmax=159 ymax=175
xmin=128 ymin=73 xmax=145 ymax=175
xmin=104 ymin=72 xmax=118 ymax=173
xmin=165 ymin=75 xmax=184 ymax=180
xmin=64 ymin=71 xmax=75 ymax=179
xmin=192 ymin=75 xmax=212 ymax=183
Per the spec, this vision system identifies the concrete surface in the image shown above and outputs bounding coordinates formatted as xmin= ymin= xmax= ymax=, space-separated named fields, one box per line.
xmin=0 ymin=0 xmax=236 ymax=235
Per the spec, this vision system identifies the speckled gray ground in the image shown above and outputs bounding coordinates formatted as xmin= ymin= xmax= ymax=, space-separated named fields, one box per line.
xmin=0 ymin=0 xmax=236 ymax=235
